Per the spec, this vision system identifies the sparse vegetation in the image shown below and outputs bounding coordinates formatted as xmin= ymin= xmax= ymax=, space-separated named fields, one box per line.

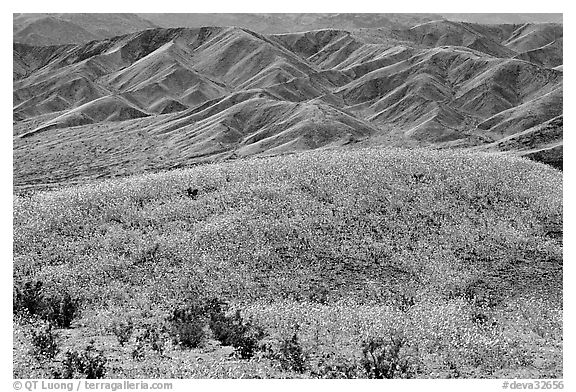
xmin=110 ymin=318 xmax=134 ymax=347
xmin=167 ymin=300 xmax=208 ymax=349
xmin=29 ymin=322 xmax=59 ymax=360
xmin=277 ymin=329 xmax=308 ymax=373
xmin=13 ymin=147 xmax=562 ymax=378
xmin=14 ymin=280 xmax=79 ymax=328
xmin=209 ymin=307 xmax=266 ymax=359
xmin=59 ymin=341 xmax=107 ymax=379
xmin=360 ymin=332 xmax=418 ymax=379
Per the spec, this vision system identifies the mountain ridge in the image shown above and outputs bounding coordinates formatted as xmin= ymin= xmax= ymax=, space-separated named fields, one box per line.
xmin=14 ymin=21 xmax=563 ymax=188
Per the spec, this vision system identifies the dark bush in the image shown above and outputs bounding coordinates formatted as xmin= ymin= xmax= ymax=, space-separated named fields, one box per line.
xmin=14 ymin=280 xmax=43 ymax=315
xmin=360 ymin=333 xmax=417 ymax=379
xmin=277 ymin=328 xmax=308 ymax=373
xmin=133 ymin=324 xmax=166 ymax=358
xmin=209 ymin=309 xmax=266 ymax=359
xmin=30 ymin=323 xmax=59 ymax=360
xmin=166 ymin=297 xmax=265 ymax=354
xmin=142 ymin=325 xmax=166 ymax=355
xmin=61 ymin=341 xmax=107 ymax=379
xmin=131 ymin=341 xmax=146 ymax=361
xmin=170 ymin=317 xmax=204 ymax=348
xmin=44 ymin=292 xmax=78 ymax=328
xmin=167 ymin=299 xmax=209 ymax=348
xmin=111 ymin=319 xmax=134 ymax=346
xmin=13 ymin=280 xmax=79 ymax=328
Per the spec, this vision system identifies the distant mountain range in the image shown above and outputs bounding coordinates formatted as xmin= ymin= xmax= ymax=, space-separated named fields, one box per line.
xmin=14 ymin=13 xmax=562 ymax=46
xmin=13 ymin=13 xmax=156 ymax=46
xmin=13 ymin=16 xmax=562 ymax=188
xmin=440 ymin=13 xmax=562 ymax=24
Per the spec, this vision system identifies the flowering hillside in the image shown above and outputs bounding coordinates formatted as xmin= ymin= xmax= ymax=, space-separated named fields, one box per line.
xmin=13 ymin=147 xmax=562 ymax=378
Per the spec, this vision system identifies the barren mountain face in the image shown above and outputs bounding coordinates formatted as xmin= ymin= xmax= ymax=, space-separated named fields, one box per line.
xmin=13 ymin=16 xmax=563 ymax=189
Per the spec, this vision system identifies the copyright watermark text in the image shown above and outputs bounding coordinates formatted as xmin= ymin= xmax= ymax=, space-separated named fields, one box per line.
xmin=13 ymin=381 xmax=173 ymax=391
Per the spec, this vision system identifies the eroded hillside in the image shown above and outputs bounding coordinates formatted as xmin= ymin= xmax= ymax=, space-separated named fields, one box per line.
xmin=13 ymin=21 xmax=563 ymax=189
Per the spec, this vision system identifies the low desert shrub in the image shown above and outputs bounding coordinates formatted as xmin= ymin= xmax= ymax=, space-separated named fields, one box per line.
xmin=29 ymin=322 xmax=59 ymax=360
xmin=131 ymin=341 xmax=146 ymax=361
xmin=133 ymin=324 xmax=167 ymax=359
xmin=277 ymin=328 xmax=308 ymax=373
xmin=209 ymin=308 xmax=266 ymax=359
xmin=59 ymin=341 xmax=107 ymax=379
xmin=13 ymin=280 xmax=43 ymax=316
xmin=360 ymin=332 xmax=418 ymax=379
xmin=167 ymin=298 xmax=210 ymax=348
xmin=44 ymin=292 xmax=78 ymax=328
xmin=13 ymin=280 xmax=79 ymax=328
xmin=110 ymin=319 xmax=134 ymax=346
xmin=142 ymin=325 xmax=166 ymax=355
xmin=167 ymin=297 xmax=265 ymax=354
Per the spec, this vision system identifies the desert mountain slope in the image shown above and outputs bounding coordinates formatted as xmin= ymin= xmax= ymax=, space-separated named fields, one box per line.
xmin=478 ymin=115 xmax=563 ymax=170
xmin=13 ymin=13 xmax=157 ymax=46
xmin=141 ymin=13 xmax=561 ymax=34
xmin=14 ymin=13 xmax=562 ymax=46
xmin=513 ymin=38 xmax=563 ymax=68
xmin=503 ymin=23 xmax=563 ymax=53
xmin=476 ymin=86 xmax=563 ymax=138
xmin=440 ymin=13 xmax=562 ymax=24
xmin=20 ymin=95 xmax=149 ymax=138
xmin=140 ymin=13 xmax=445 ymax=35
xmin=13 ymin=21 xmax=563 ymax=188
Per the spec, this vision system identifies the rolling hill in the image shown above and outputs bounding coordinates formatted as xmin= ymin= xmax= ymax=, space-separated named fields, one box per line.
xmin=13 ymin=147 xmax=563 ymax=378
xmin=13 ymin=20 xmax=563 ymax=189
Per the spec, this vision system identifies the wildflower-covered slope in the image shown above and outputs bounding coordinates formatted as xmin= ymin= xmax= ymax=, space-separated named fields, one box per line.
xmin=14 ymin=148 xmax=562 ymax=378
